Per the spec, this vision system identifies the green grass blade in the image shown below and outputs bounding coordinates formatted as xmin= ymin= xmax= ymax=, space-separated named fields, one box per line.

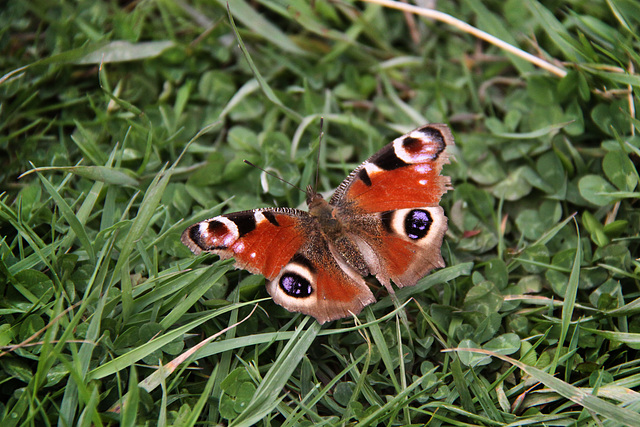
xmin=121 ymin=365 xmax=139 ymax=427
xmin=158 ymin=264 xmax=231 ymax=329
xmin=230 ymin=320 xmax=321 ymax=427
xmin=226 ymin=3 xmax=303 ymax=121
xmin=448 ymin=348 xmax=640 ymax=426
xmin=551 ymin=220 xmax=582 ymax=373
xmin=525 ymin=0 xmax=584 ymax=62
xmin=33 ymin=168 xmax=96 ymax=262
xmin=221 ymin=0 xmax=307 ymax=55
xmin=88 ymin=300 xmax=258 ymax=380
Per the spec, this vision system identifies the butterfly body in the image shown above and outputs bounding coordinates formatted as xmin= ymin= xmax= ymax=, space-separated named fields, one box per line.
xmin=182 ymin=124 xmax=454 ymax=323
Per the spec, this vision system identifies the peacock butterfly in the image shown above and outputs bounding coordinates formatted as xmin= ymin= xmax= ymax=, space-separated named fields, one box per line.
xmin=182 ymin=124 xmax=454 ymax=323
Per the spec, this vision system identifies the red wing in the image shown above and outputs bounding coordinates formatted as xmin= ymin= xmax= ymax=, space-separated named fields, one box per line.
xmin=365 ymin=207 xmax=447 ymax=289
xmin=181 ymin=208 xmax=308 ymax=280
xmin=330 ymin=124 xmax=453 ymax=213
xmin=265 ymin=238 xmax=375 ymax=324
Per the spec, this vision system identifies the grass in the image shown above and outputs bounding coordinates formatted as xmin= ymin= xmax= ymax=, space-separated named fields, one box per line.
xmin=1 ymin=0 xmax=640 ymax=425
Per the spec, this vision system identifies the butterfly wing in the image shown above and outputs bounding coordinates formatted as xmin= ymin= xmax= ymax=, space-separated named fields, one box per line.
xmin=331 ymin=124 xmax=453 ymax=211
xmin=330 ymin=124 xmax=454 ymax=291
xmin=182 ymin=208 xmax=307 ymax=279
xmin=182 ymin=208 xmax=374 ymax=323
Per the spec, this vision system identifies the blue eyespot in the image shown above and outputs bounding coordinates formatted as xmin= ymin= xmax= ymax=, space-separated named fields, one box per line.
xmin=405 ymin=209 xmax=432 ymax=240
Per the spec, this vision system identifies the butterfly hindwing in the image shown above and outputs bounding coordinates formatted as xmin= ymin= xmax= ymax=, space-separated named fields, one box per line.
xmin=266 ymin=239 xmax=375 ymax=324
xmin=367 ymin=206 xmax=447 ymax=290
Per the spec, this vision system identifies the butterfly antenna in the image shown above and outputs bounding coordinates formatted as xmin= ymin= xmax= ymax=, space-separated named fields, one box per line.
xmin=314 ymin=117 xmax=324 ymax=192
xmin=243 ymin=160 xmax=306 ymax=194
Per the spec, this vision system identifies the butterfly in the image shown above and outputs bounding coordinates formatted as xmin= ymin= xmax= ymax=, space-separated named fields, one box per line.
xmin=182 ymin=124 xmax=454 ymax=324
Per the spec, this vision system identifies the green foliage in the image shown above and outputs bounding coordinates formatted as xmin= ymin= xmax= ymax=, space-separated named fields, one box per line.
xmin=1 ymin=0 xmax=640 ymax=425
